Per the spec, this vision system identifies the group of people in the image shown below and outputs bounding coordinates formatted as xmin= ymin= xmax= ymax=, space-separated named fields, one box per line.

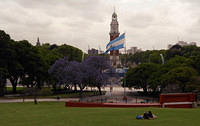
xmin=136 ymin=111 xmax=157 ymax=120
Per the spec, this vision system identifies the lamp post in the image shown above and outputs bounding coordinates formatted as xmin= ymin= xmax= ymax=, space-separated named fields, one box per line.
xmin=160 ymin=54 xmax=165 ymax=64
xmin=149 ymin=54 xmax=152 ymax=63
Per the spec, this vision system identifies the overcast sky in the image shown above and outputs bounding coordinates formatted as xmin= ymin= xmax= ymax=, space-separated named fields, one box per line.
xmin=1 ymin=0 xmax=200 ymax=52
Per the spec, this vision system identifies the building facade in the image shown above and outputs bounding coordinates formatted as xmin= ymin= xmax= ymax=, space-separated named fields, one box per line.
xmin=88 ymin=48 xmax=98 ymax=55
xmin=127 ymin=47 xmax=142 ymax=55
xmin=168 ymin=41 xmax=197 ymax=49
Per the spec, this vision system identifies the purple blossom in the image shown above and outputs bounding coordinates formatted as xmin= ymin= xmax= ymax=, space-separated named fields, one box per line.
xmin=48 ymin=56 xmax=112 ymax=94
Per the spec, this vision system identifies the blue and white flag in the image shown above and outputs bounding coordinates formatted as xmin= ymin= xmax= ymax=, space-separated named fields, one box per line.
xmin=105 ymin=33 xmax=125 ymax=53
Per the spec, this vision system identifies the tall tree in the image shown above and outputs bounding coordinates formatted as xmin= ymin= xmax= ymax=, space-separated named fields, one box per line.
xmin=125 ymin=63 xmax=159 ymax=93
xmin=162 ymin=66 xmax=198 ymax=92
xmin=84 ymin=56 xmax=110 ymax=95
xmin=48 ymin=57 xmax=69 ymax=91
xmin=0 ymin=68 xmax=7 ymax=96
xmin=2 ymin=39 xmax=24 ymax=93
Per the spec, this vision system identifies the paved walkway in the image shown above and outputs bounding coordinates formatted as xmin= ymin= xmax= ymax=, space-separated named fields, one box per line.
xmin=0 ymin=98 xmax=79 ymax=103
xmin=0 ymin=86 xmax=156 ymax=104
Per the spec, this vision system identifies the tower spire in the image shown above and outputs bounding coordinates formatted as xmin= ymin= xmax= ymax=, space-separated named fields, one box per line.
xmin=37 ymin=37 xmax=39 ymax=42
xmin=36 ymin=37 xmax=41 ymax=46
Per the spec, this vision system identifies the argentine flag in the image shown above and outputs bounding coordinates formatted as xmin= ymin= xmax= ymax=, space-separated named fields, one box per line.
xmin=105 ymin=33 xmax=125 ymax=54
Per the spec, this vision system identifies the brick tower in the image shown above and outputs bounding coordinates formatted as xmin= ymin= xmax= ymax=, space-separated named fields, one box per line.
xmin=109 ymin=11 xmax=121 ymax=67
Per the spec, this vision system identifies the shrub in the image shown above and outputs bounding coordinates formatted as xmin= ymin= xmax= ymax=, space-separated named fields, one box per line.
xmin=39 ymin=88 xmax=52 ymax=96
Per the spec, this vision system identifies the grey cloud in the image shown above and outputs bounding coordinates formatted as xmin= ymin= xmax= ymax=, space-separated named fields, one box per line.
xmin=180 ymin=0 xmax=200 ymax=4
xmin=14 ymin=0 xmax=105 ymax=23
xmin=124 ymin=13 xmax=154 ymax=28
xmin=0 ymin=1 xmax=52 ymax=27
xmin=1 ymin=0 xmax=200 ymax=51
xmin=0 ymin=0 xmax=110 ymax=51
xmin=187 ymin=19 xmax=200 ymax=34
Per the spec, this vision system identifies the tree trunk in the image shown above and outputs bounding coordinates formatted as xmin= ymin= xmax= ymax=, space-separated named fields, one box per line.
xmin=53 ymin=83 xmax=57 ymax=93
xmin=79 ymin=84 xmax=86 ymax=98
xmin=74 ymin=84 xmax=77 ymax=92
xmin=12 ymin=84 xmax=17 ymax=93
xmin=98 ymin=86 xmax=102 ymax=95
xmin=152 ymin=87 xmax=157 ymax=94
xmin=79 ymin=87 xmax=83 ymax=98
xmin=37 ymin=79 xmax=41 ymax=89
xmin=142 ymin=86 xmax=147 ymax=94
xmin=140 ymin=80 xmax=148 ymax=94
xmin=0 ymin=77 xmax=5 ymax=96
xmin=10 ymin=78 xmax=17 ymax=93
xmin=0 ymin=85 xmax=4 ymax=96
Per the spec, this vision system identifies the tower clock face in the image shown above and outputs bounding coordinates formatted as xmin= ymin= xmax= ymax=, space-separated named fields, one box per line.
xmin=110 ymin=12 xmax=119 ymax=34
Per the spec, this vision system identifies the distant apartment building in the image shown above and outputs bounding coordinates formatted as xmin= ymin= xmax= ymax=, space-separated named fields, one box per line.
xmin=98 ymin=50 xmax=104 ymax=54
xmin=127 ymin=47 xmax=142 ymax=55
xmin=190 ymin=42 xmax=197 ymax=46
xmin=88 ymin=48 xmax=98 ymax=55
xmin=168 ymin=41 xmax=197 ymax=49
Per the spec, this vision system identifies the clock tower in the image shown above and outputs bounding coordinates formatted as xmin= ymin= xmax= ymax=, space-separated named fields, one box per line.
xmin=109 ymin=11 xmax=121 ymax=67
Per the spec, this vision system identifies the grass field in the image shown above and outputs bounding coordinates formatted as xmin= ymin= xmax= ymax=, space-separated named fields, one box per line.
xmin=0 ymin=102 xmax=199 ymax=126
xmin=6 ymin=87 xmax=24 ymax=92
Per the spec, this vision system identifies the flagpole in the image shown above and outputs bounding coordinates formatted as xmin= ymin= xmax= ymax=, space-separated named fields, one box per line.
xmin=123 ymin=32 xmax=127 ymax=103
xmin=82 ymin=51 xmax=84 ymax=62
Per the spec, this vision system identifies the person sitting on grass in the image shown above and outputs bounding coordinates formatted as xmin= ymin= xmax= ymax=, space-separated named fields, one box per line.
xmin=148 ymin=111 xmax=153 ymax=118
xmin=136 ymin=112 xmax=148 ymax=120
xmin=136 ymin=115 xmax=143 ymax=120
xmin=143 ymin=112 xmax=149 ymax=119
xmin=136 ymin=111 xmax=157 ymax=120
xmin=147 ymin=111 xmax=157 ymax=119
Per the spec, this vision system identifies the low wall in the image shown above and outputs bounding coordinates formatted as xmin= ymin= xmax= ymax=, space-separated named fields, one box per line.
xmin=160 ymin=93 xmax=196 ymax=104
xmin=160 ymin=93 xmax=197 ymax=108
xmin=65 ymin=101 xmax=161 ymax=108
xmin=65 ymin=93 xmax=197 ymax=108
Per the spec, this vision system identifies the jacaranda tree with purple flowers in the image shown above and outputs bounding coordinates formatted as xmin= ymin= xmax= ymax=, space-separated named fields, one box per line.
xmin=84 ymin=56 xmax=110 ymax=95
xmin=48 ymin=57 xmax=69 ymax=91
xmin=63 ymin=61 xmax=82 ymax=92
xmin=48 ymin=56 xmax=111 ymax=95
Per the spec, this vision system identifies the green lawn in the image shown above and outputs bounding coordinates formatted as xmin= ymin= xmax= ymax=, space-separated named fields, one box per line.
xmin=6 ymin=87 xmax=24 ymax=92
xmin=0 ymin=102 xmax=199 ymax=126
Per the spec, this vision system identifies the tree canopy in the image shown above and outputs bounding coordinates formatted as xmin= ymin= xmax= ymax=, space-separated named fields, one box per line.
xmin=125 ymin=45 xmax=200 ymax=94
xmin=0 ymin=30 xmax=83 ymax=95
xmin=48 ymin=56 xmax=111 ymax=95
